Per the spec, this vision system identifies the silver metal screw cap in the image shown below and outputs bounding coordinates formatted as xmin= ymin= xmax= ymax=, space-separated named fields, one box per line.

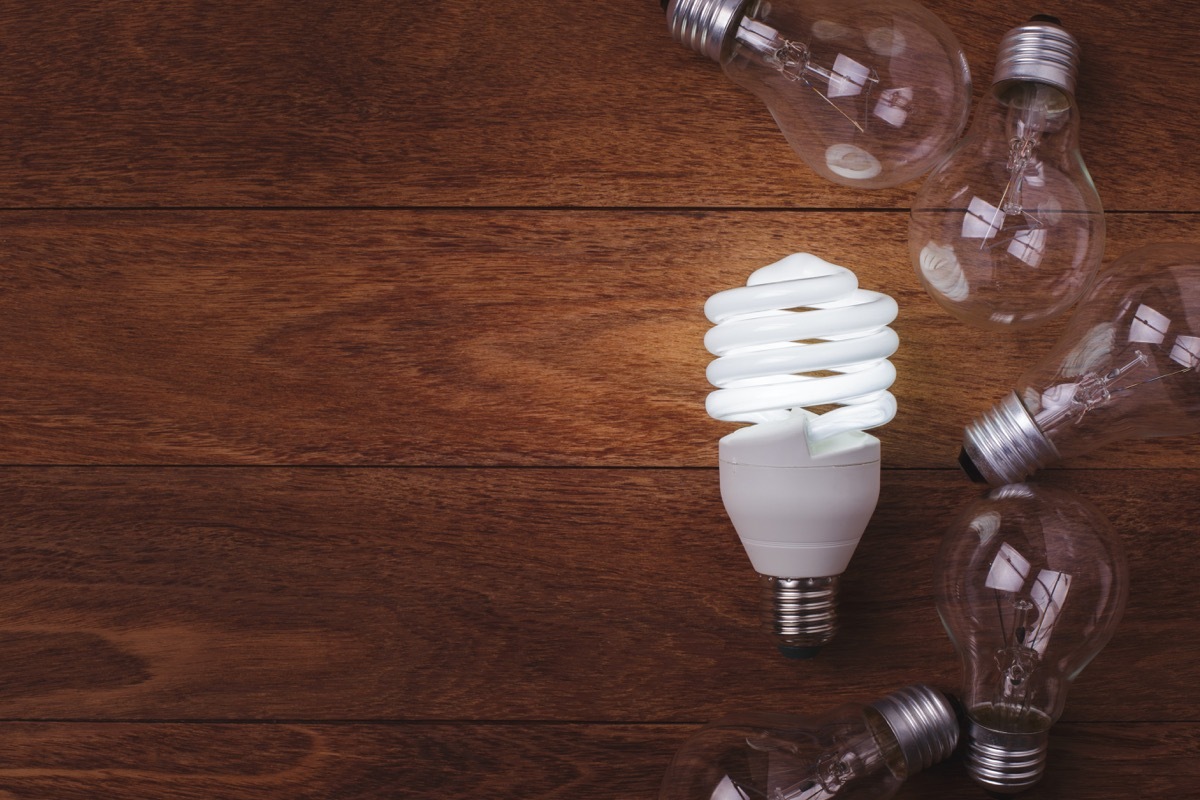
xmin=964 ymin=716 xmax=1050 ymax=793
xmin=961 ymin=391 xmax=1060 ymax=487
xmin=760 ymin=574 xmax=838 ymax=659
xmin=664 ymin=0 xmax=748 ymax=62
xmin=992 ymin=17 xmax=1081 ymax=95
xmin=869 ymin=684 xmax=961 ymax=776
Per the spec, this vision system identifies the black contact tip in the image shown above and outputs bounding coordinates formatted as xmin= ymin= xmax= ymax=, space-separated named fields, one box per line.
xmin=778 ymin=645 xmax=822 ymax=660
xmin=661 ymin=0 xmax=668 ymax=9
xmin=958 ymin=448 xmax=987 ymax=484
xmin=1029 ymin=14 xmax=1062 ymax=25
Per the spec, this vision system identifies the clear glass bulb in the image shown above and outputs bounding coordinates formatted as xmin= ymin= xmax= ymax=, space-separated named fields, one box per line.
xmin=960 ymin=242 xmax=1200 ymax=485
xmin=664 ymin=0 xmax=971 ymax=188
xmin=935 ymin=484 xmax=1128 ymax=794
xmin=659 ymin=685 xmax=958 ymax=800
xmin=910 ymin=18 xmax=1103 ymax=329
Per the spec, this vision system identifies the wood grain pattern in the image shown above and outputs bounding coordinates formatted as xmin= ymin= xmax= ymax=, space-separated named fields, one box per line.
xmin=0 ymin=0 xmax=1196 ymax=209
xmin=4 ymin=0 xmax=1199 ymax=796
xmin=0 ymin=721 xmax=1193 ymax=799
xmin=1 ymin=467 xmax=1195 ymax=722
xmin=3 ymin=210 xmax=1200 ymax=467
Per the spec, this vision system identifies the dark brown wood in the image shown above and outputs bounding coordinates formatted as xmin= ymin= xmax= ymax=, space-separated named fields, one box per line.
xmin=0 ymin=467 xmax=1195 ymax=722
xmin=3 ymin=210 xmax=1200 ymax=468
xmin=0 ymin=722 xmax=1192 ymax=799
xmin=0 ymin=0 xmax=1195 ymax=209
xmin=3 ymin=0 xmax=1198 ymax=796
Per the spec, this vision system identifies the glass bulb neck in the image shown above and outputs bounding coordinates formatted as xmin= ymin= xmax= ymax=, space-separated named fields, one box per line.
xmin=664 ymin=0 xmax=749 ymax=62
xmin=961 ymin=392 xmax=1060 ymax=486
xmin=760 ymin=574 xmax=839 ymax=658
xmin=964 ymin=714 xmax=1050 ymax=794
xmin=992 ymin=18 xmax=1080 ymax=96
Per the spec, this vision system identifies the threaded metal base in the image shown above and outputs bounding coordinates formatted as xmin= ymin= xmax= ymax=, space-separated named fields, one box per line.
xmin=665 ymin=0 xmax=748 ymax=62
xmin=965 ymin=716 xmax=1050 ymax=794
xmin=869 ymin=685 xmax=960 ymax=776
xmin=993 ymin=18 xmax=1080 ymax=94
xmin=760 ymin=574 xmax=838 ymax=657
xmin=961 ymin=392 xmax=1059 ymax=486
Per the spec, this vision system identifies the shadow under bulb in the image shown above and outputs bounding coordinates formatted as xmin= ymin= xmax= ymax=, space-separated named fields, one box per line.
xmin=910 ymin=17 xmax=1104 ymax=329
xmin=935 ymin=484 xmax=1128 ymax=794
xmin=662 ymin=0 xmax=971 ymax=188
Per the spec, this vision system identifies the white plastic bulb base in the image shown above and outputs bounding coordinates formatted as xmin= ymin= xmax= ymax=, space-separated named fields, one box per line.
xmin=721 ymin=408 xmax=881 ymax=657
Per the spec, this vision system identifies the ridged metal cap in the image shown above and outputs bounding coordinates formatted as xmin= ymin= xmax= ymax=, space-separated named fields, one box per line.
xmin=961 ymin=391 xmax=1060 ymax=487
xmin=992 ymin=17 xmax=1081 ymax=95
xmin=664 ymin=0 xmax=749 ymax=62
xmin=964 ymin=716 xmax=1050 ymax=793
xmin=760 ymin=574 xmax=838 ymax=659
xmin=869 ymin=685 xmax=960 ymax=776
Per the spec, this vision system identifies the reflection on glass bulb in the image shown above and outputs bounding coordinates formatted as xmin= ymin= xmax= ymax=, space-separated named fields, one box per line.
xmin=910 ymin=18 xmax=1103 ymax=329
xmin=664 ymin=0 xmax=971 ymax=188
xmin=936 ymin=485 xmax=1128 ymax=794
xmin=659 ymin=685 xmax=959 ymax=800
xmin=960 ymin=243 xmax=1200 ymax=486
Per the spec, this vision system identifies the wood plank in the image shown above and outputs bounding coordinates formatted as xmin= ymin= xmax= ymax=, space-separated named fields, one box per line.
xmin=0 ymin=0 xmax=1195 ymax=209
xmin=3 ymin=210 xmax=1200 ymax=468
xmin=0 ymin=721 xmax=1194 ymax=799
xmin=0 ymin=467 xmax=1195 ymax=721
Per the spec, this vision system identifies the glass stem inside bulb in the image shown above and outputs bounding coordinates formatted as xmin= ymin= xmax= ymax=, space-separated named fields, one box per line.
xmin=734 ymin=16 xmax=878 ymax=133
xmin=976 ymin=83 xmax=1069 ymax=251
xmin=990 ymin=598 xmax=1044 ymax=725
xmin=1033 ymin=351 xmax=1149 ymax=431
xmin=1021 ymin=297 xmax=1200 ymax=453
xmin=998 ymin=134 xmax=1038 ymax=216
xmin=1032 ymin=348 xmax=1199 ymax=442
xmin=772 ymin=730 xmax=884 ymax=800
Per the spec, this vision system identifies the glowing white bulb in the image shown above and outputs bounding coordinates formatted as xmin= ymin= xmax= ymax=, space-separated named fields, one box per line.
xmin=704 ymin=253 xmax=898 ymax=656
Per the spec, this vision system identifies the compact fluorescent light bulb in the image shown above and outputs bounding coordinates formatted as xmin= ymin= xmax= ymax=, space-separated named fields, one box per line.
xmin=705 ymin=253 xmax=899 ymax=657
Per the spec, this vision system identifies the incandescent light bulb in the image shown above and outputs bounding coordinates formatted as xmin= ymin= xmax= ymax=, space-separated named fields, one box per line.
xmin=935 ymin=484 xmax=1127 ymax=793
xmin=663 ymin=0 xmax=971 ymax=188
xmin=705 ymin=253 xmax=898 ymax=657
xmin=659 ymin=684 xmax=959 ymax=800
xmin=960 ymin=242 xmax=1200 ymax=486
xmin=910 ymin=17 xmax=1104 ymax=329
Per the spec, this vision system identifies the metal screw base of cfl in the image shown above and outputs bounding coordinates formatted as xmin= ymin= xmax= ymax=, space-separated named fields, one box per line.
xmin=664 ymin=0 xmax=748 ymax=62
xmin=869 ymin=685 xmax=961 ymax=777
xmin=965 ymin=717 xmax=1050 ymax=794
xmin=993 ymin=17 xmax=1081 ymax=95
xmin=960 ymin=391 xmax=1059 ymax=486
xmin=760 ymin=574 xmax=838 ymax=658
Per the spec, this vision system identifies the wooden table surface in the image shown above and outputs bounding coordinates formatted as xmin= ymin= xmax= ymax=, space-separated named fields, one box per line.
xmin=2 ymin=1 xmax=1198 ymax=797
